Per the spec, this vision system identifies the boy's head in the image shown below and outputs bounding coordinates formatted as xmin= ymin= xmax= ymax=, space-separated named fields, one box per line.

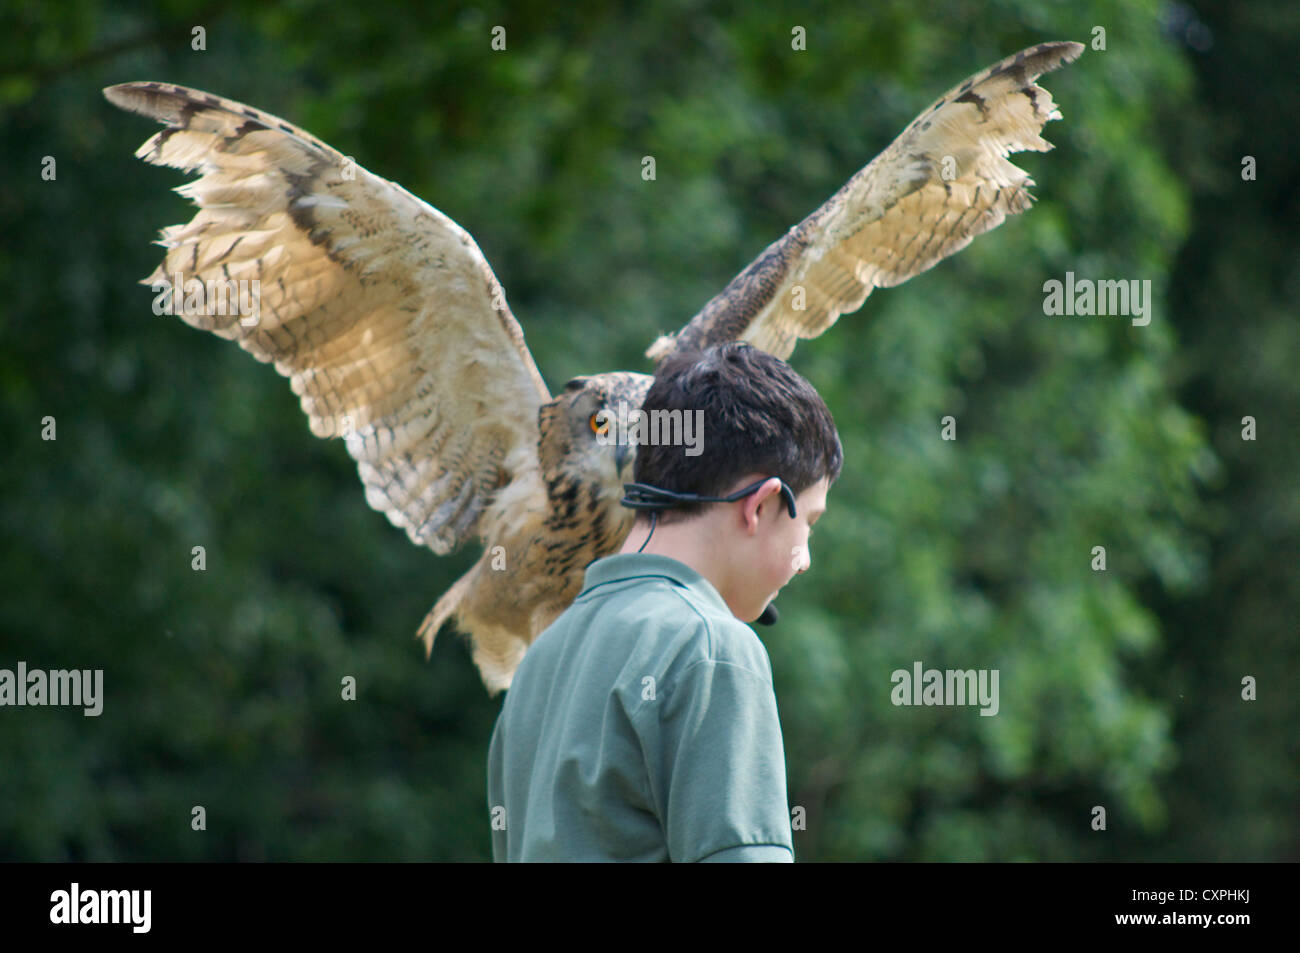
xmin=629 ymin=342 xmax=843 ymax=622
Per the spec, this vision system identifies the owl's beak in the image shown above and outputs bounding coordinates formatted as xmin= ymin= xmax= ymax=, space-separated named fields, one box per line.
xmin=614 ymin=442 xmax=632 ymax=473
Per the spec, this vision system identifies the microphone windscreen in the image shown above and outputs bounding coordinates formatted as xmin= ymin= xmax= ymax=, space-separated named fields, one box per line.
xmin=756 ymin=603 xmax=779 ymax=626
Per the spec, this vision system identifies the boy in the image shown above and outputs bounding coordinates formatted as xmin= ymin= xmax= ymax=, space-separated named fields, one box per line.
xmin=487 ymin=341 xmax=842 ymax=861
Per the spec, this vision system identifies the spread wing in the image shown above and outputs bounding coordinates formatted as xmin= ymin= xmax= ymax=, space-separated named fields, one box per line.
xmin=647 ymin=41 xmax=1084 ymax=362
xmin=104 ymin=82 xmax=550 ymax=556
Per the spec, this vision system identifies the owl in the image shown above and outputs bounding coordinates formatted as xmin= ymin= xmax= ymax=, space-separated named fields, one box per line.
xmin=104 ymin=41 xmax=1082 ymax=693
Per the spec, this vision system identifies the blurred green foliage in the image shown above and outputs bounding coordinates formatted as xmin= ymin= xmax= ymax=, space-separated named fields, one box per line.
xmin=0 ymin=0 xmax=1294 ymax=860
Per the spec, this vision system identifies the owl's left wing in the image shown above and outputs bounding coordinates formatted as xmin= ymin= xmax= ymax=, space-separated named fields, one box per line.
xmin=647 ymin=41 xmax=1084 ymax=363
xmin=105 ymin=82 xmax=551 ymax=557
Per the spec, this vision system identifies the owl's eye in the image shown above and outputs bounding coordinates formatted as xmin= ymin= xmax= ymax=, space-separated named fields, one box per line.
xmin=590 ymin=412 xmax=609 ymax=436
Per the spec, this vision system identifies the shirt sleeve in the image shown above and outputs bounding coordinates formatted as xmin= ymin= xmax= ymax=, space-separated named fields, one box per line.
xmin=652 ymin=658 xmax=794 ymax=863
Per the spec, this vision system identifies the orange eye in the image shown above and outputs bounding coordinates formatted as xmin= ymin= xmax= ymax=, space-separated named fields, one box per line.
xmin=590 ymin=412 xmax=609 ymax=435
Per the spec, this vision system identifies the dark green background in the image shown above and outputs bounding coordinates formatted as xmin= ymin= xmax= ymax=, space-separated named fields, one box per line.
xmin=1 ymin=0 xmax=1295 ymax=861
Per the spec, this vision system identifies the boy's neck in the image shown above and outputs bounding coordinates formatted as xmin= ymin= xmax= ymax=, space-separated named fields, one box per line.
xmin=619 ymin=516 xmax=738 ymax=614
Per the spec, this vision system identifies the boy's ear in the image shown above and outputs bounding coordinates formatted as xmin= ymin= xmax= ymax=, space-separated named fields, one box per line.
xmin=739 ymin=478 xmax=786 ymax=535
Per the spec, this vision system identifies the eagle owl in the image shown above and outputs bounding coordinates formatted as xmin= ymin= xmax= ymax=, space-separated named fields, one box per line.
xmin=104 ymin=41 xmax=1082 ymax=694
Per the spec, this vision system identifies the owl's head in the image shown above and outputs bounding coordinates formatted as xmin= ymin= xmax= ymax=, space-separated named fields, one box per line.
xmin=538 ymin=372 xmax=653 ymax=493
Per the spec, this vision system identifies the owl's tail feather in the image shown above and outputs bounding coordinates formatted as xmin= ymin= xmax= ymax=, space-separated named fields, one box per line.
xmin=417 ymin=567 xmax=477 ymax=659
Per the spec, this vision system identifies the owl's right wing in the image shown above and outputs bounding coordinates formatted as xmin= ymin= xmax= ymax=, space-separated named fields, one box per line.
xmin=105 ymin=82 xmax=551 ymax=556
xmin=647 ymin=41 xmax=1084 ymax=363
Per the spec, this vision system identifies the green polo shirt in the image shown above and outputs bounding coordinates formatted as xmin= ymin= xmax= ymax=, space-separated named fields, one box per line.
xmin=486 ymin=553 xmax=794 ymax=862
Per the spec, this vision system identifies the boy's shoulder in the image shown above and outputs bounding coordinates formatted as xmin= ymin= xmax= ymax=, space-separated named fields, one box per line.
xmin=569 ymin=553 xmax=775 ymax=685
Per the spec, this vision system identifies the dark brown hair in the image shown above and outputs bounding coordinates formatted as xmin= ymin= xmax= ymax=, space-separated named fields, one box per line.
xmin=634 ymin=342 xmax=842 ymax=523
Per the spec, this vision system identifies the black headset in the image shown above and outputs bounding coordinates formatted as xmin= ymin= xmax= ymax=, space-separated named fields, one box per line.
xmin=621 ymin=477 xmax=798 ymax=519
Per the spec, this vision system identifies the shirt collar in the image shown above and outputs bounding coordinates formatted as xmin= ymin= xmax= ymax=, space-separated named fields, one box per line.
xmin=579 ymin=553 xmax=733 ymax=617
